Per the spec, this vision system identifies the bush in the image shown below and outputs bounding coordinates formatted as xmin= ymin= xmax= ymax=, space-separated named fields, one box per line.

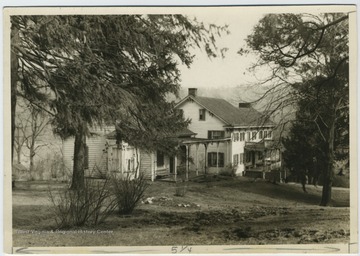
xmin=48 ymin=178 xmax=117 ymax=228
xmin=111 ymin=172 xmax=149 ymax=215
xmin=219 ymin=164 xmax=236 ymax=177
xmin=174 ymin=180 xmax=187 ymax=197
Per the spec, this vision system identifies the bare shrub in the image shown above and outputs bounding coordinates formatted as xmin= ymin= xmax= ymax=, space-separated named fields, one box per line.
xmin=174 ymin=180 xmax=188 ymax=197
xmin=111 ymin=172 xmax=149 ymax=215
xmin=48 ymin=178 xmax=117 ymax=228
xmin=219 ymin=164 xmax=236 ymax=177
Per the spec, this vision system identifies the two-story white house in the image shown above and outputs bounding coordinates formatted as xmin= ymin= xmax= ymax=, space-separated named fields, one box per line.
xmin=175 ymin=88 xmax=278 ymax=176
xmin=63 ymin=88 xmax=280 ymax=181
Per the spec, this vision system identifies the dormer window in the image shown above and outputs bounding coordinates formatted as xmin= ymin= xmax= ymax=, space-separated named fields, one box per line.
xmin=199 ymin=109 xmax=206 ymax=121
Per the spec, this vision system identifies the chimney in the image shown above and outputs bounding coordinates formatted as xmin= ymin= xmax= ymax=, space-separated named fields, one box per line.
xmin=239 ymin=102 xmax=251 ymax=108
xmin=188 ymin=88 xmax=198 ymax=97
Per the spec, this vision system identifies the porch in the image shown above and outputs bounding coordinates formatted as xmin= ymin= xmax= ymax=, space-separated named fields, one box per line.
xmin=243 ymin=141 xmax=283 ymax=181
xmin=156 ymin=137 xmax=232 ymax=182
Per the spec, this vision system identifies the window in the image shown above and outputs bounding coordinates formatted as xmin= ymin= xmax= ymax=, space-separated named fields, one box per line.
xmin=177 ymin=109 xmax=184 ymax=117
xmin=233 ymin=154 xmax=239 ymax=166
xmin=240 ymin=153 xmax=244 ymax=164
xmin=264 ymin=130 xmax=268 ymax=139
xmin=233 ymin=132 xmax=239 ymax=142
xmin=246 ymin=132 xmax=250 ymax=141
xmin=240 ymin=132 xmax=245 ymax=141
xmin=208 ymin=152 xmax=224 ymax=167
xmin=259 ymin=130 xmax=263 ymax=139
xmin=258 ymin=152 xmax=263 ymax=161
xmin=252 ymin=131 xmax=257 ymax=140
xmin=199 ymin=109 xmax=206 ymax=121
xmin=208 ymin=130 xmax=225 ymax=139
xmin=267 ymin=131 xmax=272 ymax=139
xmin=157 ymin=151 xmax=164 ymax=167
xmin=246 ymin=151 xmax=251 ymax=163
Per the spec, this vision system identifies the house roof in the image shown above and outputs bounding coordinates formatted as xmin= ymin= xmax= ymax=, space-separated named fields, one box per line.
xmin=174 ymin=128 xmax=197 ymax=138
xmin=176 ymin=95 xmax=275 ymax=127
xmin=105 ymin=127 xmax=196 ymax=140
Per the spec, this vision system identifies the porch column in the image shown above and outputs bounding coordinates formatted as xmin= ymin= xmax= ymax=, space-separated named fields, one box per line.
xmin=195 ymin=143 xmax=199 ymax=176
xmin=216 ymin=142 xmax=220 ymax=173
xmin=204 ymin=143 xmax=208 ymax=174
xmin=226 ymin=141 xmax=230 ymax=165
xmin=262 ymin=149 xmax=266 ymax=179
xmin=121 ymin=144 xmax=125 ymax=175
xmin=185 ymin=145 xmax=189 ymax=181
xmin=174 ymin=155 xmax=177 ymax=182
xmin=151 ymin=153 xmax=155 ymax=182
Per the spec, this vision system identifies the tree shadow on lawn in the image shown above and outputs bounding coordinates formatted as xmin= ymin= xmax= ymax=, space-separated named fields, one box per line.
xmin=220 ymin=178 xmax=349 ymax=207
xmin=13 ymin=205 xmax=56 ymax=230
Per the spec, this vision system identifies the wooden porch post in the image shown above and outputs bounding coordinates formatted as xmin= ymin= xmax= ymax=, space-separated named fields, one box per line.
xmin=151 ymin=153 xmax=155 ymax=182
xmin=204 ymin=143 xmax=208 ymax=175
xmin=227 ymin=141 xmax=230 ymax=166
xmin=121 ymin=144 xmax=125 ymax=175
xmin=216 ymin=142 xmax=220 ymax=173
xmin=262 ymin=149 xmax=266 ymax=179
xmin=174 ymin=155 xmax=177 ymax=182
xmin=185 ymin=145 xmax=189 ymax=181
xmin=195 ymin=143 xmax=199 ymax=176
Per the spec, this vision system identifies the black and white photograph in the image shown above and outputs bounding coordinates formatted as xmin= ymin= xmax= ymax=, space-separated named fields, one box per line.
xmin=3 ymin=4 xmax=358 ymax=254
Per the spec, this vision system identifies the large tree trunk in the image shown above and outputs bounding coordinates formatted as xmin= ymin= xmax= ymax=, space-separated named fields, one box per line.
xmin=70 ymin=127 xmax=87 ymax=190
xmin=11 ymin=30 xmax=19 ymax=163
xmin=29 ymin=144 xmax=35 ymax=179
xmin=320 ymin=118 xmax=335 ymax=206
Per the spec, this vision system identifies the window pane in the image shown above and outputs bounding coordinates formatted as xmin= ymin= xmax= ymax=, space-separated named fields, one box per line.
xmin=199 ymin=109 xmax=206 ymax=120
xmin=157 ymin=151 xmax=164 ymax=167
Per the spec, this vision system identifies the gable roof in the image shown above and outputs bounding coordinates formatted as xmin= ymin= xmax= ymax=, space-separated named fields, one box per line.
xmin=176 ymin=95 xmax=274 ymax=128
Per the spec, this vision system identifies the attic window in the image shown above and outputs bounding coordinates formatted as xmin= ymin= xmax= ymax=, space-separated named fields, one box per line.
xmin=199 ymin=109 xmax=206 ymax=121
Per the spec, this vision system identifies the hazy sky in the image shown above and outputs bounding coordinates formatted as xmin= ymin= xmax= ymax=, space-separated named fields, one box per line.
xmin=178 ymin=9 xmax=267 ymax=90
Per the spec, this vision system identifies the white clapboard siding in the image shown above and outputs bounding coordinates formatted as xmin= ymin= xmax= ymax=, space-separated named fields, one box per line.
xmin=86 ymin=135 xmax=107 ymax=175
xmin=139 ymin=151 xmax=153 ymax=179
xmin=62 ymin=135 xmax=107 ymax=177
xmin=178 ymin=100 xmax=225 ymax=138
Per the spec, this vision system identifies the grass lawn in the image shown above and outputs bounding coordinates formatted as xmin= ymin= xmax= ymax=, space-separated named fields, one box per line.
xmin=12 ymin=177 xmax=350 ymax=247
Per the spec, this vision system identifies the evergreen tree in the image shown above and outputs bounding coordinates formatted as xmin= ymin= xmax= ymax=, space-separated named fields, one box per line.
xmin=11 ymin=15 xmax=227 ymax=189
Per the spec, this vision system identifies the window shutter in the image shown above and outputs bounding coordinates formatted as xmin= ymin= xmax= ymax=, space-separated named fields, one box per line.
xmin=208 ymin=131 xmax=212 ymax=139
xmin=221 ymin=131 xmax=225 ymax=139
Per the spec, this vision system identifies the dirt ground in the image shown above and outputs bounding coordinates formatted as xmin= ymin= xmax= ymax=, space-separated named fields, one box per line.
xmin=12 ymin=177 xmax=350 ymax=247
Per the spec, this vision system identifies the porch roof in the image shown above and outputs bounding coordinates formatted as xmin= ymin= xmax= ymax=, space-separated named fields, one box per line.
xmin=105 ymin=127 xmax=197 ymax=141
xmin=181 ymin=137 xmax=231 ymax=145
xmin=244 ymin=142 xmax=266 ymax=151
